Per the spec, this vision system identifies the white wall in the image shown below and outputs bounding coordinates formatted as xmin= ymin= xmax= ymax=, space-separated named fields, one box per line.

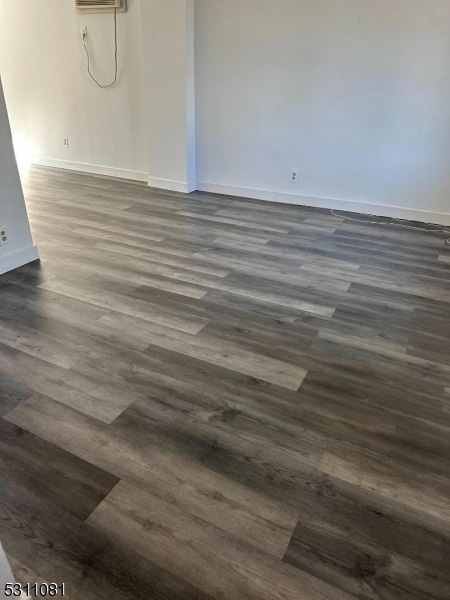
xmin=195 ymin=0 xmax=450 ymax=223
xmin=0 ymin=0 xmax=147 ymax=181
xmin=3 ymin=0 xmax=450 ymax=224
xmin=0 ymin=77 xmax=38 ymax=275
xmin=0 ymin=544 xmax=14 ymax=599
xmin=140 ymin=0 xmax=196 ymax=193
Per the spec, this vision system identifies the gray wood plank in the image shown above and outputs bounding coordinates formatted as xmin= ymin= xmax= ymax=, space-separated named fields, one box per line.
xmin=87 ymin=479 xmax=355 ymax=600
xmin=4 ymin=393 xmax=298 ymax=560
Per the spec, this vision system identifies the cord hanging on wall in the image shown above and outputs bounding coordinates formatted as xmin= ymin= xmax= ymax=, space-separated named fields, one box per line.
xmin=329 ymin=210 xmax=450 ymax=245
xmin=82 ymin=8 xmax=119 ymax=88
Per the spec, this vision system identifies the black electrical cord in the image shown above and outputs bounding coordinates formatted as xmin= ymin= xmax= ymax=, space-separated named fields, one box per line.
xmin=329 ymin=209 xmax=450 ymax=245
xmin=83 ymin=8 xmax=118 ymax=88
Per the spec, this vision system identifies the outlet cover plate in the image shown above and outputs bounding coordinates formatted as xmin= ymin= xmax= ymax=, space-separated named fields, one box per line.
xmin=0 ymin=227 xmax=9 ymax=245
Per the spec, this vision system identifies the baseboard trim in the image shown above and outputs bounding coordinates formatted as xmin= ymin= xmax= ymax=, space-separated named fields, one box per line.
xmin=148 ymin=177 xmax=193 ymax=194
xmin=0 ymin=245 xmax=40 ymax=276
xmin=197 ymin=181 xmax=450 ymax=227
xmin=34 ymin=158 xmax=148 ymax=183
xmin=29 ymin=164 xmax=450 ymax=226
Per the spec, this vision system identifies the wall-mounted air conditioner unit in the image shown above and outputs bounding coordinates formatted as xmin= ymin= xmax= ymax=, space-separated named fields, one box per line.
xmin=75 ymin=0 xmax=127 ymax=13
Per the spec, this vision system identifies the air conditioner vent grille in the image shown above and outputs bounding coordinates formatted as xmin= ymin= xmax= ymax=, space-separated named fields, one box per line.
xmin=75 ymin=0 xmax=127 ymax=13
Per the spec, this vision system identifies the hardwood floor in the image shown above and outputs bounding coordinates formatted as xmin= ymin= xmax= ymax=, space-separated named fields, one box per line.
xmin=1 ymin=165 xmax=450 ymax=599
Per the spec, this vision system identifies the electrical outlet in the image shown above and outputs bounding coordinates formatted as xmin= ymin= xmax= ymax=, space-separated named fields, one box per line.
xmin=63 ymin=137 xmax=70 ymax=148
xmin=81 ymin=27 xmax=88 ymax=39
xmin=290 ymin=169 xmax=299 ymax=183
xmin=0 ymin=227 xmax=9 ymax=245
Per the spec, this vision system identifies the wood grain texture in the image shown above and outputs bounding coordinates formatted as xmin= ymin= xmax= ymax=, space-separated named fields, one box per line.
xmin=0 ymin=418 xmax=119 ymax=521
xmin=2 ymin=165 xmax=450 ymax=599
xmin=0 ymin=468 xmax=215 ymax=600
xmin=5 ymin=393 xmax=298 ymax=560
xmin=87 ymin=479 xmax=354 ymax=600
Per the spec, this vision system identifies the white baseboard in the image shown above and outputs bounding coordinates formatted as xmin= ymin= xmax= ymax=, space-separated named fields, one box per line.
xmin=197 ymin=181 xmax=450 ymax=227
xmin=0 ymin=245 xmax=40 ymax=276
xmin=34 ymin=157 xmax=147 ymax=183
xmin=147 ymin=176 xmax=194 ymax=194
xmin=29 ymin=162 xmax=450 ymax=227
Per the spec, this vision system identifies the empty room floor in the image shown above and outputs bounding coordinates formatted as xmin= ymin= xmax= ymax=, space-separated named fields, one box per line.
xmin=1 ymin=165 xmax=450 ymax=600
